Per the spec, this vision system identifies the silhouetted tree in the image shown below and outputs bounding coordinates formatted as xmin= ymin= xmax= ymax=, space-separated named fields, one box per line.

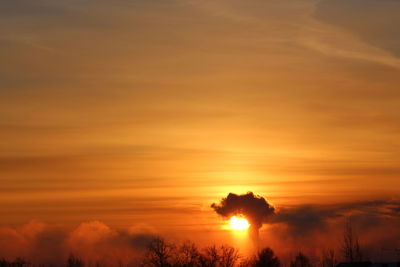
xmin=174 ymin=241 xmax=200 ymax=267
xmin=0 ymin=259 xmax=10 ymax=267
xmin=198 ymin=245 xmax=239 ymax=267
xmin=237 ymin=258 xmax=253 ymax=267
xmin=321 ymin=249 xmax=336 ymax=267
xmin=144 ymin=237 xmax=175 ymax=267
xmin=0 ymin=258 xmax=30 ymax=267
xmin=253 ymin=248 xmax=281 ymax=267
xmin=199 ymin=245 xmax=220 ymax=267
xmin=290 ymin=253 xmax=312 ymax=267
xmin=67 ymin=255 xmax=84 ymax=267
xmin=219 ymin=246 xmax=240 ymax=267
xmin=341 ymin=218 xmax=363 ymax=262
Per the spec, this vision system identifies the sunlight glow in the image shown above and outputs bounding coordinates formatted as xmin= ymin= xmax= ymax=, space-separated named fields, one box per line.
xmin=229 ymin=216 xmax=250 ymax=230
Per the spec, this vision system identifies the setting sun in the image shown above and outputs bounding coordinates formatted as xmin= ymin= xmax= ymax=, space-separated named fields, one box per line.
xmin=229 ymin=216 xmax=250 ymax=230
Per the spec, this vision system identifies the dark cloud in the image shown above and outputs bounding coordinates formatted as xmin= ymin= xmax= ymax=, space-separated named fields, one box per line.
xmin=211 ymin=192 xmax=400 ymax=242
xmin=389 ymin=205 xmax=400 ymax=213
xmin=330 ymin=200 xmax=400 ymax=217
xmin=129 ymin=233 xmax=158 ymax=250
xmin=111 ymin=230 xmax=158 ymax=251
xmin=211 ymin=192 xmax=275 ymax=229
xmin=272 ymin=205 xmax=340 ymax=234
xmin=271 ymin=199 xmax=400 ymax=238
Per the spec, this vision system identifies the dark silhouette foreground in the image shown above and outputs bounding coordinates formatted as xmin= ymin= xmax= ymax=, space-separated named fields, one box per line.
xmin=0 ymin=235 xmax=394 ymax=267
xmin=0 ymin=237 xmax=292 ymax=267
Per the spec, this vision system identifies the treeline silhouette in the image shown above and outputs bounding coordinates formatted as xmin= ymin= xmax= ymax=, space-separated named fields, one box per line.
xmin=0 ymin=237 xmax=340 ymax=267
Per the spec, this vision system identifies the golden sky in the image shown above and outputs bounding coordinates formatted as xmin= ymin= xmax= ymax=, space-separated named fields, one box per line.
xmin=1 ymin=0 xmax=400 ymax=259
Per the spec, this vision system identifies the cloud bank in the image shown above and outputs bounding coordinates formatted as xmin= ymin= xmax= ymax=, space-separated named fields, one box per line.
xmin=0 ymin=221 xmax=157 ymax=266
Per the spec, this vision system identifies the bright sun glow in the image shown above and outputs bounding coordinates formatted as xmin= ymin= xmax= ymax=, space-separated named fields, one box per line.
xmin=229 ymin=216 xmax=250 ymax=230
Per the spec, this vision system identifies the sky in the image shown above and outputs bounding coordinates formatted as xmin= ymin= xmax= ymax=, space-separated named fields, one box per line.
xmin=1 ymin=0 xmax=400 ymax=264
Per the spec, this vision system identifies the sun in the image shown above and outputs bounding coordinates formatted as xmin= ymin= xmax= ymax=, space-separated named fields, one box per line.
xmin=229 ymin=216 xmax=250 ymax=230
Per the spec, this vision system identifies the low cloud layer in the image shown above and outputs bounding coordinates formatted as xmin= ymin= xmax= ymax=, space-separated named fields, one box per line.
xmin=267 ymin=199 xmax=400 ymax=261
xmin=0 ymin=221 xmax=157 ymax=266
xmin=1 ymin=199 xmax=400 ymax=264
xmin=271 ymin=199 xmax=400 ymax=237
xmin=212 ymin=192 xmax=400 ymax=260
xmin=272 ymin=205 xmax=340 ymax=235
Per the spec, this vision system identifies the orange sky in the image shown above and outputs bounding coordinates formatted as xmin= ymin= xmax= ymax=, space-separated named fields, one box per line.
xmin=1 ymin=0 xmax=400 ymax=262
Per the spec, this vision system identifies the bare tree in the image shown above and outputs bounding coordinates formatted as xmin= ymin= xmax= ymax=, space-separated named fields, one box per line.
xmin=175 ymin=241 xmax=200 ymax=267
xmin=290 ymin=253 xmax=312 ymax=267
xmin=199 ymin=246 xmax=220 ymax=267
xmin=237 ymin=258 xmax=254 ymax=267
xmin=341 ymin=218 xmax=362 ymax=262
xmin=321 ymin=249 xmax=336 ymax=267
xmin=219 ymin=245 xmax=240 ymax=267
xmin=0 ymin=258 xmax=30 ymax=267
xmin=354 ymin=239 xmax=363 ymax=262
xmin=144 ymin=237 xmax=175 ymax=267
xmin=67 ymin=255 xmax=84 ymax=267
xmin=198 ymin=245 xmax=239 ymax=267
